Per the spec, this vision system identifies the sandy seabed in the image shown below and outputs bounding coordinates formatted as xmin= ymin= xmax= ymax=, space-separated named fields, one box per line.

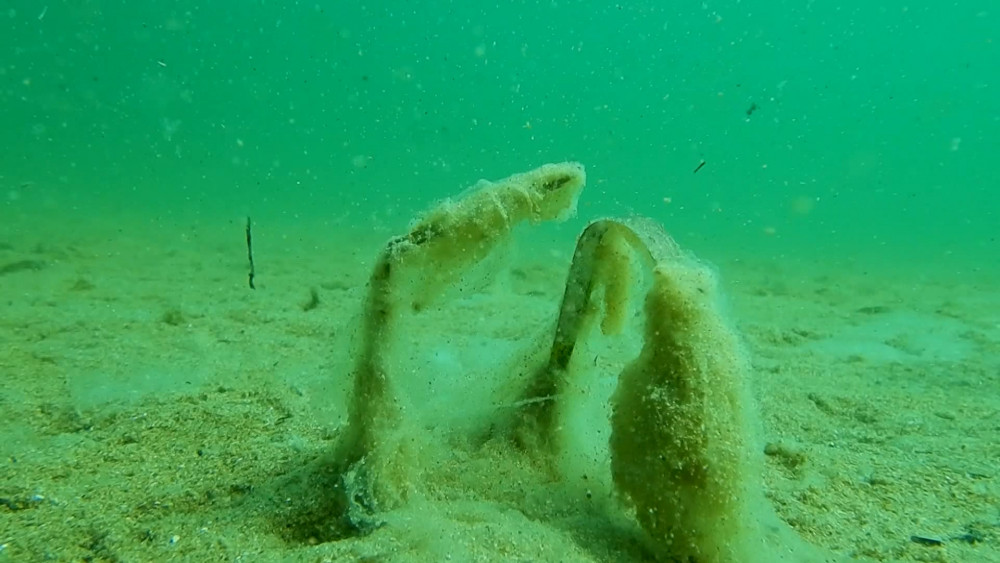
xmin=1 ymin=214 xmax=997 ymax=563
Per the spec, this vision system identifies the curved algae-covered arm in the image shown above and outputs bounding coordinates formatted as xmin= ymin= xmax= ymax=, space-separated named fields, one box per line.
xmin=609 ymin=246 xmax=756 ymax=563
xmin=332 ymin=162 xmax=586 ymax=528
xmin=515 ymin=217 xmax=672 ymax=443
xmin=517 ymin=217 xmax=843 ymax=562
xmin=516 ymin=217 xmax=762 ymax=562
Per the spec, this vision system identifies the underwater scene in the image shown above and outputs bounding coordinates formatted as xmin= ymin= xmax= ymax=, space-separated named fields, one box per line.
xmin=1 ymin=1 xmax=997 ymax=562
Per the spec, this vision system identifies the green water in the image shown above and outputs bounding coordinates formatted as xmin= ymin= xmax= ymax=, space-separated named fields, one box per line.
xmin=2 ymin=2 xmax=999 ymax=562
xmin=4 ymin=1 xmax=995 ymax=265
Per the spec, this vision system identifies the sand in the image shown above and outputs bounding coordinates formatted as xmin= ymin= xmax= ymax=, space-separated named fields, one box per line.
xmin=1 ymin=214 xmax=997 ymax=562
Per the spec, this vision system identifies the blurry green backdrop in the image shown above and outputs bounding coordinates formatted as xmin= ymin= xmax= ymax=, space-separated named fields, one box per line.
xmin=2 ymin=0 xmax=996 ymax=267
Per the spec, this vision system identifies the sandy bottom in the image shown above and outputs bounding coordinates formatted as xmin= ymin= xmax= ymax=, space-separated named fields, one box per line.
xmin=1 ymin=215 xmax=997 ymax=562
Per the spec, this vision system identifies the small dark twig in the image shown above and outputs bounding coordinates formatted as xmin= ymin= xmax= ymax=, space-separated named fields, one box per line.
xmin=246 ymin=216 xmax=256 ymax=289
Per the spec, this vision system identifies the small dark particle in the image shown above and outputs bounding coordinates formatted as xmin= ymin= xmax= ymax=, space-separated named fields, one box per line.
xmin=693 ymin=160 xmax=706 ymax=174
xmin=910 ymin=535 xmax=943 ymax=547
xmin=746 ymin=102 xmax=758 ymax=117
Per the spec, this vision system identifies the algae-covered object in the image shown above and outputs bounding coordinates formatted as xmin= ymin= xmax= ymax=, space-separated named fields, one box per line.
xmin=519 ymin=218 xmax=763 ymax=561
xmin=333 ymin=162 xmax=586 ymax=525
xmin=331 ymin=162 xmax=841 ymax=562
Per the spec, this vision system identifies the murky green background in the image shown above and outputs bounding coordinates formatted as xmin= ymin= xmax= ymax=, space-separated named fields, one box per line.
xmin=2 ymin=0 xmax=996 ymax=266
